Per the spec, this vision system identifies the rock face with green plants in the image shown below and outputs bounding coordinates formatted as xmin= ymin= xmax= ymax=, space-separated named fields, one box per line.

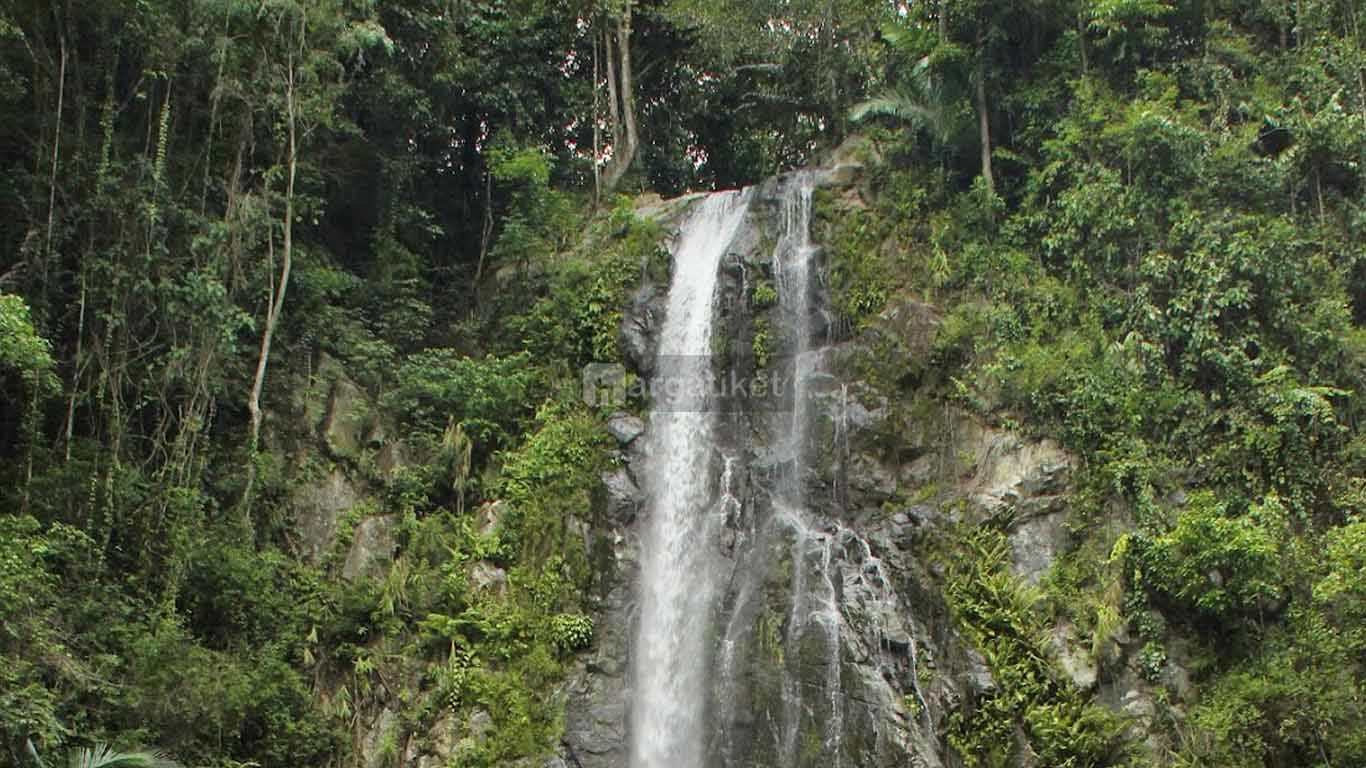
xmin=562 ymin=155 xmax=1150 ymax=768
xmin=2 ymin=1 xmax=1364 ymax=768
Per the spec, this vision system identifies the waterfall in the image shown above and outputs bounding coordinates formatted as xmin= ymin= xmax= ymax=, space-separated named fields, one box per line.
xmin=768 ymin=172 xmax=847 ymax=767
xmin=631 ymin=189 xmax=751 ymax=768
xmin=631 ymin=174 xmax=897 ymax=768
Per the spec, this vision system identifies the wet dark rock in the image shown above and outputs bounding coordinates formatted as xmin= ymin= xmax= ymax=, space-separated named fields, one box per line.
xmin=606 ymin=413 xmax=645 ymax=445
xmin=619 ymin=284 xmax=664 ymax=376
xmin=601 ymin=469 xmax=641 ymax=525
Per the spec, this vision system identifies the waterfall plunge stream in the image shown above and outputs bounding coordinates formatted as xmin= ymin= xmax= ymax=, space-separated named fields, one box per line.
xmin=630 ymin=189 xmax=750 ymax=768
xmin=631 ymin=174 xmax=905 ymax=768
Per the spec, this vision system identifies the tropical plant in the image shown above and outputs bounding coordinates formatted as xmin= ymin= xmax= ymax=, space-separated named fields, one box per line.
xmin=25 ymin=740 xmax=181 ymax=768
xmin=852 ymin=56 xmax=948 ymax=135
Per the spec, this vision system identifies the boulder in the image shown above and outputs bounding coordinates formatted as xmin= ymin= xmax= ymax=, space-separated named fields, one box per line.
xmin=320 ymin=361 xmax=370 ymax=461
xmin=962 ymin=649 xmax=997 ymax=698
xmin=470 ymin=561 xmax=508 ymax=594
xmin=342 ymin=515 xmax=396 ymax=582
xmin=620 ymin=284 xmax=663 ymax=376
xmin=416 ymin=715 xmax=457 ymax=768
xmin=1009 ymin=509 xmax=1069 ymax=586
xmin=968 ymin=433 xmax=1067 ymax=508
xmin=601 ymin=468 xmax=641 ymax=525
xmin=1049 ymin=622 xmax=1098 ymax=692
xmin=293 ymin=467 xmax=361 ymax=564
xmin=606 ymin=413 xmax=645 ymax=446
xmin=476 ymin=500 xmax=508 ymax=538
xmin=358 ymin=707 xmax=398 ymax=768
xmin=374 ymin=439 xmax=419 ymax=480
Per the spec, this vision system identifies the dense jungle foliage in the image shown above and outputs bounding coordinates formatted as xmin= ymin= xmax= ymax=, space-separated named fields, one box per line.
xmin=0 ymin=0 xmax=1363 ymax=766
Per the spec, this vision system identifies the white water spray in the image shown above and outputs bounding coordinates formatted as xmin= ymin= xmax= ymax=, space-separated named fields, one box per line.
xmin=630 ymin=190 xmax=750 ymax=768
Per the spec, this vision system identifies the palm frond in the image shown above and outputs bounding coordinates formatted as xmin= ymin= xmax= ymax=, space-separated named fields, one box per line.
xmin=849 ymin=94 xmax=937 ymax=126
xmin=66 ymin=744 xmax=181 ymax=768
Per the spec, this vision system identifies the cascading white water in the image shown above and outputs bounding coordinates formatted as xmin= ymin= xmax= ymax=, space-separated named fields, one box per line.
xmin=767 ymin=172 xmax=848 ymax=767
xmin=631 ymin=189 xmax=751 ymax=768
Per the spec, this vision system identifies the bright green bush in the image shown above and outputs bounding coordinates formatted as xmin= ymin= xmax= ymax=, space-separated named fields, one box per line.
xmin=495 ymin=402 xmax=610 ymax=571
xmin=0 ymin=294 xmax=57 ymax=391
xmin=940 ymin=527 xmax=1134 ymax=768
xmin=383 ymin=350 xmax=538 ymax=452
xmin=815 ymin=195 xmax=892 ymax=328
xmin=548 ymin=613 xmax=593 ymax=653
xmin=1128 ymin=492 xmax=1287 ymax=621
xmin=514 ymin=204 xmax=666 ymax=366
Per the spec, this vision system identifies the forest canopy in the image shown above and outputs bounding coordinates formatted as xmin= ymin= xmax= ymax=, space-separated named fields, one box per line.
xmin=1 ymin=0 xmax=1364 ymax=766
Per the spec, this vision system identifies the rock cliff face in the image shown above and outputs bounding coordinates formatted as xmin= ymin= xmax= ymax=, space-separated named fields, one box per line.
xmin=559 ymin=162 xmax=1117 ymax=768
xmin=306 ymin=155 xmax=1170 ymax=768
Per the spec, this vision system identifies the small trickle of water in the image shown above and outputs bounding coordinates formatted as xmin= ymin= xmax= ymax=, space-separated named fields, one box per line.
xmin=764 ymin=172 xmax=850 ymax=766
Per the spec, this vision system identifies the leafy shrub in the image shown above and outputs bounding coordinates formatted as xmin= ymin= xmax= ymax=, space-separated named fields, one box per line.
xmin=751 ymin=278 xmax=778 ymax=308
xmin=1184 ymin=633 xmax=1366 ymax=768
xmin=514 ymin=203 xmax=666 ymax=366
xmin=815 ymin=194 xmax=892 ymax=328
xmin=0 ymin=294 xmax=57 ymax=391
xmin=939 ymin=527 xmax=1134 ymax=768
xmin=548 ymin=613 xmax=593 ymax=653
xmin=1127 ymin=492 xmax=1287 ymax=621
xmin=383 ymin=350 xmax=538 ymax=453
xmin=495 ymin=402 xmax=611 ymax=570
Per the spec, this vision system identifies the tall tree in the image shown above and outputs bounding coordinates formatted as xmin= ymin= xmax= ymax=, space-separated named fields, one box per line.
xmin=600 ymin=0 xmax=640 ymax=193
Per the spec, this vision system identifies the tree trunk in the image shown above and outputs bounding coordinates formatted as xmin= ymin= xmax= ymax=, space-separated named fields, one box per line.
xmin=592 ymin=31 xmax=602 ymax=206
xmin=475 ymin=169 xmax=493 ymax=285
xmin=619 ymin=13 xmax=638 ymax=172
xmin=63 ymin=271 xmax=85 ymax=461
xmin=601 ymin=8 xmax=637 ymax=194
xmin=243 ymin=49 xmax=299 ymax=513
xmin=43 ymin=32 xmax=66 ymax=304
xmin=974 ymin=56 xmax=994 ymax=196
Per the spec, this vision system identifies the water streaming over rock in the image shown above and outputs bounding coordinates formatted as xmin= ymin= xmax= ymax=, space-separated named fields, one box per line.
xmin=765 ymin=172 xmax=848 ymax=767
xmin=630 ymin=189 xmax=751 ymax=768
xmin=624 ymin=172 xmax=942 ymax=768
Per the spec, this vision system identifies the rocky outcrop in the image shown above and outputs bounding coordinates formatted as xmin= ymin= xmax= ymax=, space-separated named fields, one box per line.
xmin=293 ymin=467 xmax=362 ymax=565
xmin=620 ymin=283 xmax=665 ymax=376
xmin=291 ymin=353 xmax=404 ymax=573
xmin=560 ymin=154 xmax=1160 ymax=768
xmin=562 ymin=435 xmax=646 ymax=768
xmin=343 ymin=515 xmax=397 ymax=581
xmin=561 ymin=168 xmax=1053 ymax=768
